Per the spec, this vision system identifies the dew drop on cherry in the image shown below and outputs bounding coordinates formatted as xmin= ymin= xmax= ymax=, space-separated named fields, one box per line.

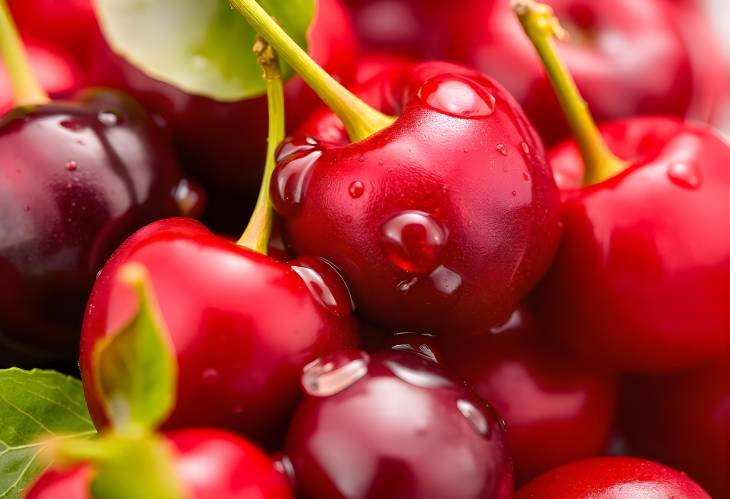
xmin=291 ymin=257 xmax=354 ymax=317
xmin=65 ymin=161 xmax=77 ymax=172
xmin=60 ymin=119 xmax=86 ymax=132
xmin=383 ymin=354 xmax=454 ymax=389
xmin=272 ymin=150 xmax=322 ymax=215
xmin=348 ymin=181 xmax=364 ymax=198
xmin=302 ymin=350 xmax=370 ymax=397
xmin=429 ymin=265 xmax=463 ymax=297
xmin=520 ymin=142 xmax=531 ymax=154
xmin=276 ymin=136 xmax=319 ymax=162
xmin=496 ymin=144 xmax=508 ymax=156
xmin=174 ymin=179 xmax=205 ymax=217
xmin=98 ymin=110 xmax=120 ymax=126
xmin=398 ymin=276 xmax=419 ymax=292
xmin=522 ymin=172 xmax=531 ymax=182
xmin=457 ymin=399 xmax=491 ymax=438
xmin=418 ymin=75 xmax=497 ymax=118
xmin=391 ymin=341 xmax=438 ymax=363
xmin=380 ymin=211 xmax=448 ymax=274
xmin=667 ymin=162 xmax=702 ymax=190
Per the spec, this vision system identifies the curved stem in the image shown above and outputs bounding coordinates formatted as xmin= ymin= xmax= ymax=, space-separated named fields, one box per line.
xmin=229 ymin=0 xmax=395 ymax=142
xmin=237 ymin=38 xmax=285 ymax=253
xmin=0 ymin=0 xmax=48 ymax=106
xmin=513 ymin=0 xmax=625 ymax=186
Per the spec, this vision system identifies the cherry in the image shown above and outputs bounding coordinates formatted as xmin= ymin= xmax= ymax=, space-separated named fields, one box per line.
xmin=440 ymin=309 xmax=617 ymax=484
xmin=0 ymin=2 xmax=190 ymax=364
xmin=514 ymin=1 xmax=730 ymax=372
xmin=621 ymin=358 xmax=730 ymax=498
xmin=25 ymin=428 xmax=293 ymax=499
xmin=80 ymin=48 xmax=359 ymax=448
xmin=233 ymin=0 xmax=562 ymax=336
xmin=283 ymin=349 xmax=513 ymax=498
xmin=8 ymin=0 xmax=96 ymax=63
xmin=515 ymin=457 xmax=711 ymax=498
xmin=447 ymin=0 xmax=702 ymax=146
xmin=88 ymin=0 xmax=356 ymax=201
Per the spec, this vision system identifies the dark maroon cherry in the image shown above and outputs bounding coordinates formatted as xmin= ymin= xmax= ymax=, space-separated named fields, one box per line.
xmin=284 ymin=349 xmax=513 ymax=498
xmin=440 ymin=309 xmax=617 ymax=484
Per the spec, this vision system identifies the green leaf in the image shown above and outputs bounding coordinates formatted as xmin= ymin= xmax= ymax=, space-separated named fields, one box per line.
xmin=0 ymin=369 xmax=96 ymax=498
xmin=93 ymin=263 xmax=177 ymax=432
xmin=94 ymin=0 xmax=315 ymax=101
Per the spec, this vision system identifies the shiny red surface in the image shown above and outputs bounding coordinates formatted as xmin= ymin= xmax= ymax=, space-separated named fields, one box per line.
xmin=88 ymin=0 xmax=356 ymax=196
xmin=440 ymin=309 xmax=616 ymax=484
xmin=0 ymin=90 xmax=185 ymax=363
xmin=533 ymin=117 xmax=730 ymax=372
xmin=276 ymin=61 xmax=561 ymax=336
xmin=284 ymin=350 xmax=513 ymax=498
xmin=80 ymin=219 xmax=358 ymax=448
xmin=622 ymin=359 xmax=730 ymax=498
xmin=9 ymin=0 xmax=96 ymax=62
xmin=447 ymin=0 xmax=697 ymax=146
xmin=515 ymin=457 xmax=710 ymax=498
xmin=25 ymin=429 xmax=293 ymax=498
xmin=0 ymin=39 xmax=83 ymax=115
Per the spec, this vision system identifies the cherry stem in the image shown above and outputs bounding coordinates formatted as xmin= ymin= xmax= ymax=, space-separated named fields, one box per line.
xmin=229 ymin=0 xmax=395 ymax=142
xmin=513 ymin=0 xmax=626 ymax=186
xmin=0 ymin=0 xmax=49 ymax=107
xmin=237 ymin=38 xmax=285 ymax=253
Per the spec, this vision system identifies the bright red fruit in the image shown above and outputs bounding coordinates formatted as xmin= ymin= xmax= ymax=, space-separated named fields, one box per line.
xmin=448 ymin=0 xmax=698 ymax=146
xmin=440 ymin=309 xmax=617 ymax=484
xmin=622 ymin=358 xmax=730 ymax=498
xmin=534 ymin=117 xmax=730 ymax=372
xmin=515 ymin=457 xmax=711 ymax=498
xmin=0 ymin=90 xmax=188 ymax=364
xmin=80 ymin=218 xmax=358 ymax=448
xmin=25 ymin=428 xmax=293 ymax=499
xmin=9 ymin=0 xmax=96 ymax=63
xmin=284 ymin=349 xmax=513 ymax=498
xmin=0 ymin=40 xmax=83 ymax=114
xmin=89 ymin=0 xmax=356 ymax=198
xmin=276 ymin=61 xmax=561 ymax=335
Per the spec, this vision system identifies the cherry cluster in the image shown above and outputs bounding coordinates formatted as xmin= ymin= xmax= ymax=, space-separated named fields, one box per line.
xmin=1 ymin=0 xmax=728 ymax=498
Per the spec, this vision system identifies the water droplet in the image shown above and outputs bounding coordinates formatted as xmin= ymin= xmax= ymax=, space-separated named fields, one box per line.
xmin=273 ymin=454 xmax=296 ymax=484
xmin=380 ymin=211 xmax=448 ymax=274
xmin=174 ymin=179 xmax=204 ymax=217
xmin=496 ymin=144 xmax=508 ymax=156
xmin=667 ymin=162 xmax=702 ymax=190
xmin=302 ymin=350 xmax=369 ymax=397
xmin=511 ymin=190 xmax=517 ymax=197
xmin=398 ymin=277 xmax=419 ymax=292
xmin=418 ymin=74 xmax=496 ymax=118
xmin=429 ymin=265 xmax=463 ymax=297
xmin=348 ymin=181 xmax=364 ymax=198
xmin=202 ymin=368 xmax=221 ymax=385
xmin=65 ymin=161 xmax=77 ymax=172
xmin=391 ymin=340 xmax=438 ymax=363
xmin=383 ymin=354 xmax=453 ymax=389
xmin=522 ymin=172 xmax=530 ymax=182
xmin=98 ymin=110 xmax=119 ymax=126
xmin=457 ymin=399 xmax=490 ymax=437
xmin=291 ymin=257 xmax=353 ymax=317
xmin=60 ymin=119 xmax=86 ymax=132
xmin=276 ymin=136 xmax=319 ymax=162
xmin=520 ymin=142 xmax=531 ymax=154
xmin=272 ymin=149 xmax=322 ymax=215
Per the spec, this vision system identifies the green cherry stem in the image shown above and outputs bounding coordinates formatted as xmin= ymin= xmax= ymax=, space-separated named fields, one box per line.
xmin=513 ymin=0 xmax=626 ymax=186
xmin=237 ymin=38 xmax=285 ymax=252
xmin=229 ymin=0 xmax=395 ymax=142
xmin=0 ymin=0 xmax=49 ymax=106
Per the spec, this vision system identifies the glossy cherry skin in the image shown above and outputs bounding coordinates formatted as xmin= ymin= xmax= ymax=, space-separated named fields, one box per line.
xmin=440 ymin=309 xmax=617 ymax=484
xmin=447 ymin=0 xmax=698 ymax=146
xmin=532 ymin=117 xmax=730 ymax=372
xmin=275 ymin=61 xmax=561 ymax=336
xmin=80 ymin=218 xmax=358 ymax=448
xmin=0 ymin=39 xmax=83 ymax=115
xmin=0 ymin=89 xmax=187 ymax=364
xmin=621 ymin=358 xmax=730 ymax=498
xmin=9 ymin=0 xmax=96 ymax=63
xmin=88 ymin=0 xmax=356 ymax=197
xmin=515 ymin=457 xmax=711 ymax=498
xmin=284 ymin=349 xmax=513 ymax=498
xmin=25 ymin=428 xmax=293 ymax=499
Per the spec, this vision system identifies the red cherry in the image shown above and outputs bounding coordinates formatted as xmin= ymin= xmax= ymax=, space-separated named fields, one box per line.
xmin=515 ymin=457 xmax=711 ymax=498
xmin=0 ymin=39 xmax=83 ymax=114
xmin=88 ymin=0 xmax=356 ymax=201
xmin=9 ymin=0 xmax=96 ymax=63
xmin=0 ymin=89 xmax=188 ymax=364
xmin=440 ymin=309 xmax=617 ymax=484
xmin=25 ymin=428 xmax=293 ymax=499
xmin=275 ymin=61 xmax=561 ymax=335
xmin=284 ymin=350 xmax=513 ymax=498
xmin=80 ymin=218 xmax=358 ymax=448
xmin=448 ymin=0 xmax=700 ymax=146
xmin=534 ymin=117 xmax=730 ymax=371
xmin=621 ymin=358 xmax=730 ymax=498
